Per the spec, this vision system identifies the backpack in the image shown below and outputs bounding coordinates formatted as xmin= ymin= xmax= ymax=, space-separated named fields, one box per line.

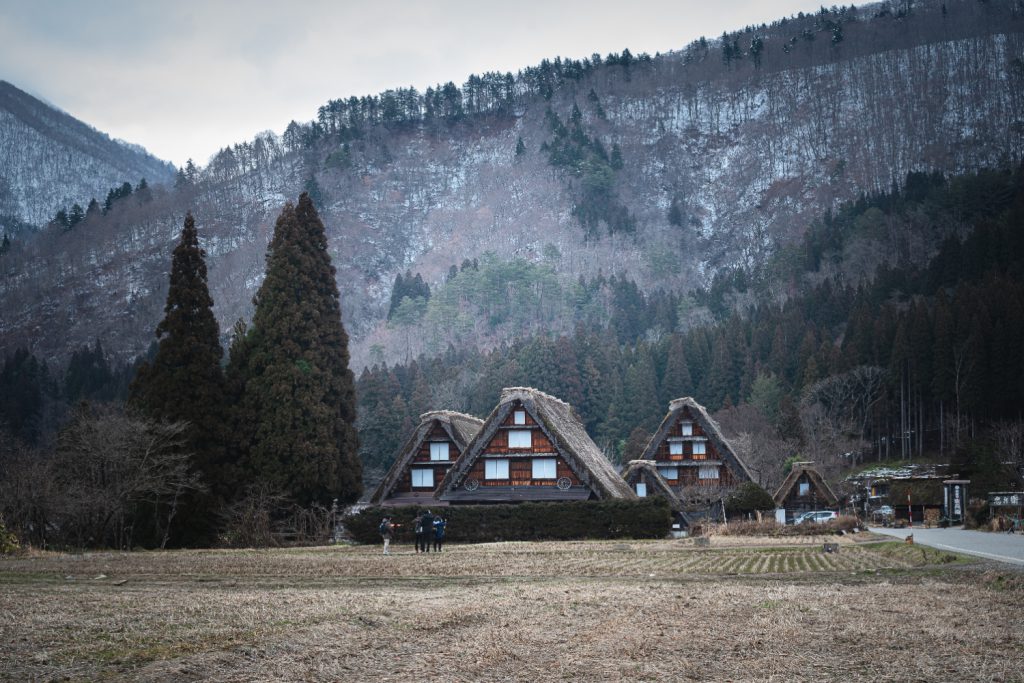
xmin=379 ymin=521 xmax=389 ymax=535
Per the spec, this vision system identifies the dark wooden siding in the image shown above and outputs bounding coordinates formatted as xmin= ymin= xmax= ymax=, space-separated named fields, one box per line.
xmin=651 ymin=407 xmax=736 ymax=487
xmin=391 ymin=422 xmax=462 ymax=495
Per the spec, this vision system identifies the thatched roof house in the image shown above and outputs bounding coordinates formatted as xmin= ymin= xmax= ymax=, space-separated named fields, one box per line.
xmin=438 ymin=387 xmax=635 ymax=503
xmin=638 ymin=397 xmax=754 ymax=490
xmin=368 ymin=410 xmax=483 ymax=506
xmin=620 ymin=460 xmax=684 ymax=510
xmin=773 ymin=462 xmax=839 ymax=514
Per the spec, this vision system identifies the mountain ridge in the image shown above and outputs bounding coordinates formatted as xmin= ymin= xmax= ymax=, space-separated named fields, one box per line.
xmin=1 ymin=0 xmax=1022 ymax=369
xmin=0 ymin=80 xmax=175 ymax=228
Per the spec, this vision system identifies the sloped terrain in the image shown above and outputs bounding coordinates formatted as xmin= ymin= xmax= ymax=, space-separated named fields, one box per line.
xmin=1 ymin=1 xmax=1022 ymax=367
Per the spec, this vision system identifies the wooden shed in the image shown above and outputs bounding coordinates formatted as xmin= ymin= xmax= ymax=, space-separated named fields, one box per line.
xmin=637 ymin=397 xmax=754 ymax=517
xmin=773 ymin=462 xmax=838 ymax=518
xmin=368 ymin=410 xmax=483 ymax=506
xmin=438 ymin=387 xmax=635 ymax=503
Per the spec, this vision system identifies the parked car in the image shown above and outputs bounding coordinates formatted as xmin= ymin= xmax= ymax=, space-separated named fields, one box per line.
xmin=794 ymin=510 xmax=838 ymax=525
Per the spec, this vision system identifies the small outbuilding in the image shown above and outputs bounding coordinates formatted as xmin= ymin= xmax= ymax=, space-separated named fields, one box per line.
xmin=773 ymin=462 xmax=839 ymax=520
xmin=621 ymin=459 xmax=691 ymax=529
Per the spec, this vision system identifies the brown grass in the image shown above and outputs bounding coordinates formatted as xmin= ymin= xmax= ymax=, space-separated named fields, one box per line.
xmin=1 ymin=538 xmax=1020 ymax=682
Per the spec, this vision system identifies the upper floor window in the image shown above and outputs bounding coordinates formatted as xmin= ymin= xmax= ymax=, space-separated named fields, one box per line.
xmin=636 ymin=482 xmax=648 ymax=497
xmin=429 ymin=442 xmax=450 ymax=461
xmin=692 ymin=441 xmax=707 ymax=456
xmin=508 ymin=430 xmax=532 ymax=449
xmin=681 ymin=422 xmax=693 ymax=436
xmin=513 ymin=410 xmax=527 ymax=425
xmin=411 ymin=468 xmax=434 ymax=487
xmin=669 ymin=441 xmax=683 ymax=456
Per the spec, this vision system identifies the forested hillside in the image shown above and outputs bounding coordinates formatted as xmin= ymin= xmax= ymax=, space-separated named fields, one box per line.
xmin=0 ymin=81 xmax=174 ymax=230
xmin=1 ymin=0 xmax=1022 ymax=368
xmin=356 ymin=168 xmax=1024 ymax=488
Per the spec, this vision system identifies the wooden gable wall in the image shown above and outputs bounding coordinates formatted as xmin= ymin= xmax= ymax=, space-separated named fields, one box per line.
xmin=650 ymin=407 xmax=737 ymax=488
xmin=464 ymin=400 xmax=581 ymax=489
xmin=391 ymin=422 xmax=461 ymax=495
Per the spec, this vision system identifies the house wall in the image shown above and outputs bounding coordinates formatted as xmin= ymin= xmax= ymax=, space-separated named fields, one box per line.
xmin=451 ymin=400 xmax=586 ymax=500
xmin=651 ymin=407 xmax=737 ymax=488
xmin=391 ymin=422 xmax=462 ymax=496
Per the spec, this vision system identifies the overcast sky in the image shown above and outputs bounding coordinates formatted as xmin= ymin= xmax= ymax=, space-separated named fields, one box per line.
xmin=1 ymin=1 xmax=824 ymax=168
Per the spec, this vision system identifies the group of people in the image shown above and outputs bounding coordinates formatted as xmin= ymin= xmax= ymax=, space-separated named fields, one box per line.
xmin=379 ymin=509 xmax=447 ymax=555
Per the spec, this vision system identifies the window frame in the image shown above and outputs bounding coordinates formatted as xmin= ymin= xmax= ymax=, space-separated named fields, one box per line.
xmin=508 ymin=429 xmax=532 ymax=449
xmin=411 ymin=468 xmax=434 ymax=488
xmin=636 ymin=482 xmax=648 ymax=497
xmin=658 ymin=466 xmax=679 ymax=480
xmin=485 ymin=458 xmax=510 ymax=480
xmin=531 ymin=457 xmax=557 ymax=479
xmin=681 ymin=421 xmax=693 ymax=436
xmin=692 ymin=441 xmax=707 ymax=456
xmin=513 ymin=410 xmax=527 ymax=425
xmin=429 ymin=442 xmax=450 ymax=461
xmin=698 ymin=465 xmax=720 ymax=480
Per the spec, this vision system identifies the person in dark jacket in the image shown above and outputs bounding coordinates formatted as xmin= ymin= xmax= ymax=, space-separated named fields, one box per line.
xmin=433 ymin=516 xmax=446 ymax=552
xmin=418 ymin=509 xmax=434 ymax=553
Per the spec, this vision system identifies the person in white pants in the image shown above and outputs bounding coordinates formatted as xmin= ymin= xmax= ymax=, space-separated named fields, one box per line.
xmin=380 ymin=517 xmax=394 ymax=555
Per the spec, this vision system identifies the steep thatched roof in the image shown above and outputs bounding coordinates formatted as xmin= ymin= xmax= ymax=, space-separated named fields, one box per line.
xmin=439 ymin=387 xmax=635 ymax=500
xmin=368 ymin=410 xmax=484 ymax=504
xmin=773 ymin=462 xmax=839 ymax=507
xmin=620 ymin=460 xmax=684 ymax=512
xmin=638 ymin=397 xmax=754 ymax=483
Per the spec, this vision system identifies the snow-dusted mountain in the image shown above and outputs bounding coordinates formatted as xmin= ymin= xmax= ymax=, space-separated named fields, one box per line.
xmin=0 ymin=80 xmax=174 ymax=229
xmin=1 ymin=0 xmax=1023 ymax=368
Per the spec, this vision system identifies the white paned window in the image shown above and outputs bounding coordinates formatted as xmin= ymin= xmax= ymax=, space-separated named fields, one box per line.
xmin=508 ymin=429 xmax=532 ymax=448
xmin=485 ymin=459 xmax=509 ymax=479
xmin=699 ymin=465 xmax=720 ymax=480
xmin=681 ymin=422 xmax=693 ymax=436
xmin=658 ymin=466 xmax=678 ymax=480
xmin=669 ymin=441 xmax=683 ymax=456
xmin=798 ymin=482 xmax=810 ymax=496
xmin=411 ymin=468 xmax=433 ymax=487
xmin=513 ymin=410 xmax=527 ymax=425
xmin=429 ymin=442 xmax=450 ymax=461
xmin=693 ymin=441 xmax=707 ymax=455
xmin=636 ymin=482 xmax=648 ymax=497
xmin=532 ymin=458 xmax=556 ymax=479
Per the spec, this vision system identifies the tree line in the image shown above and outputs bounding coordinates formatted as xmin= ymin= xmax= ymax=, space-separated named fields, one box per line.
xmin=359 ymin=167 xmax=1024 ymax=490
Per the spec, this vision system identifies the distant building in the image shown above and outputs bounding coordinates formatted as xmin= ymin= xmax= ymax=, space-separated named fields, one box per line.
xmin=367 ymin=410 xmax=483 ymax=506
xmin=637 ymin=397 xmax=754 ymax=520
xmin=621 ymin=459 xmax=690 ymax=528
xmin=773 ymin=462 xmax=839 ymax=520
xmin=438 ymin=387 xmax=635 ymax=503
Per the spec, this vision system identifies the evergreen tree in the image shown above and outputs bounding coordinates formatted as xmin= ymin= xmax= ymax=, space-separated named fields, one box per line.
xmin=515 ymin=136 xmax=526 ymax=157
xmin=129 ymin=213 xmax=228 ymax=532
xmin=231 ymin=194 xmax=362 ymax=504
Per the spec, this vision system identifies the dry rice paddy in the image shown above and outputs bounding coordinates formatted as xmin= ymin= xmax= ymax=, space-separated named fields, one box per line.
xmin=1 ymin=534 xmax=1022 ymax=682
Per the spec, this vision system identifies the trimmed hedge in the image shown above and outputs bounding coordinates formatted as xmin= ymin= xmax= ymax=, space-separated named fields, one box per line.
xmin=725 ymin=482 xmax=776 ymax=516
xmin=345 ymin=497 xmax=673 ymax=544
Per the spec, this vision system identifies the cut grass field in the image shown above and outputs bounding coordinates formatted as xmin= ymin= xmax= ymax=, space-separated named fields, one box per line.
xmin=1 ymin=534 xmax=1021 ymax=682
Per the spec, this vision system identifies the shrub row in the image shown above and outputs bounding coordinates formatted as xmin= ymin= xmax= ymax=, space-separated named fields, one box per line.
xmin=345 ymin=497 xmax=673 ymax=544
xmin=713 ymin=515 xmax=862 ymax=537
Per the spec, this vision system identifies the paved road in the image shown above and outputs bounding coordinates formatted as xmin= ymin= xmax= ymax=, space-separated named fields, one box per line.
xmin=869 ymin=526 xmax=1024 ymax=566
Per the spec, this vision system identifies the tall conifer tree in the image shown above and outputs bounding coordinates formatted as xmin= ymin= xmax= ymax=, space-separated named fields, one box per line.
xmin=130 ymin=213 xmax=227 ymax=542
xmin=232 ymin=194 xmax=362 ymax=504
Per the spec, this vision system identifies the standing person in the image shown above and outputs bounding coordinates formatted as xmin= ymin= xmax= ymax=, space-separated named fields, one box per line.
xmin=379 ymin=516 xmax=394 ymax=556
xmin=433 ymin=516 xmax=446 ymax=552
xmin=413 ymin=512 xmax=424 ymax=553
xmin=420 ymin=509 xmax=434 ymax=553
